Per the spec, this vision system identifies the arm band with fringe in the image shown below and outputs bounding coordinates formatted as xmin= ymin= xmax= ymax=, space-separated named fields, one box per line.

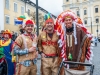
xmin=14 ymin=46 xmax=28 ymax=55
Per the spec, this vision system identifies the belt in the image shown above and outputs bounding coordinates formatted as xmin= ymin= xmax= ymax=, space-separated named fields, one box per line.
xmin=42 ymin=41 xmax=57 ymax=45
xmin=45 ymin=55 xmax=58 ymax=58
xmin=19 ymin=60 xmax=31 ymax=67
xmin=19 ymin=59 xmax=37 ymax=67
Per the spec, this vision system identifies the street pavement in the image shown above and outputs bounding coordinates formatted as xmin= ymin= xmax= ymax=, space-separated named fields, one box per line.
xmin=36 ymin=42 xmax=100 ymax=75
xmin=91 ymin=42 xmax=100 ymax=75
xmin=36 ymin=55 xmax=41 ymax=75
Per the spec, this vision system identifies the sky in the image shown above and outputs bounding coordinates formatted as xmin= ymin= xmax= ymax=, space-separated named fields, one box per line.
xmin=31 ymin=0 xmax=63 ymax=16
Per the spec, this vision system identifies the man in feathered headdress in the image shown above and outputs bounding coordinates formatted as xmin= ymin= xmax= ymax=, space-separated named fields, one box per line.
xmin=55 ymin=10 xmax=93 ymax=73
xmin=13 ymin=13 xmax=38 ymax=75
xmin=38 ymin=13 xmax=61 ymax=75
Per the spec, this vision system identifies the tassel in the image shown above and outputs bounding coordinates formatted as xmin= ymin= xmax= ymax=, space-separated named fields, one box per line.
xmin=73 ymin=22 xmax=77 ymax=45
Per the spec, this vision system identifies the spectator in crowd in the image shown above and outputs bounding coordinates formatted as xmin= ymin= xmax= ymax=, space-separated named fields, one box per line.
xmin=11 ymin=31 xmax=18 ymax=41
xmin=94 ymin=36 xmax=98 ymax=46
xmin=11 ymin=31 xmax=16 ymax=41
xmin=0 ymin=30 xmax=5 ymax=40
xmin=14 ymin=32 xmax=18 ymax=39
xmin=20 ymin=28 xmax=25 ymax=34
xmin=0 ymin=33 xmax=3 ymax=39
xmin=98 ymin=34 xmax=100 ymax=42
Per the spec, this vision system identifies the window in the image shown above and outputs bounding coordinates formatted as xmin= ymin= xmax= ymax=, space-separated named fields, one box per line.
xmin=14 ymin=18 xmax=17 ymax=25
xmin=28 ymin=9 xmax=30 ymax=15
xmin=14 ymin=3 xmax=17 ymax=12
xmin=95 ymin=7 xmax=98 ymax=13
xmin=66 ymin=0 xmax=69 ymax=2
xmin=84 ymin=9 xmax=87 ymax=15
xmin=76 ymin=10 xmax=80 ymax=16
xmin=5 ymin=0 xmax=9 ymax=9
xmin=21 ymin=6 xmax=24 ymax=15
xmin=5 ymin=15 xmax=10 ymax=24
xmin=96 ymin=18 xmax=99 ymax=23
xmin=84 ymin=20 xmax=87 ymax=24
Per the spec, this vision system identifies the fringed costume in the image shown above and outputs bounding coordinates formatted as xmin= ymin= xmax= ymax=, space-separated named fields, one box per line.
xmin=13 ymin=13 xmax=37 ymax=75
xmin=55 ymin=10 xmax=93 ymax=75
xmin=38 ymin=13 xmax=61 ymax=75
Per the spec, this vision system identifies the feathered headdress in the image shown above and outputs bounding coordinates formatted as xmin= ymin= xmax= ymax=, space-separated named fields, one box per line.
xmin=44 ymin=13 xmax=54 ymax=25
xmin=44 ymin=13 xmax=53 ymax=20
xmin=41 ymin=13 xmax=54 ymax=31
xmin=55 ymin=10 xmax=93 ymax=63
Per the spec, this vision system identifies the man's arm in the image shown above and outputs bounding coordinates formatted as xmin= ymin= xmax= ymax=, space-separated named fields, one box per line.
xmin=37 ymin=34 xmax=43 ymax=54
xmin=13 ymin=35 xmax=29 ymax=55
xmin=13 ymin=45 xmax=28 ymax=55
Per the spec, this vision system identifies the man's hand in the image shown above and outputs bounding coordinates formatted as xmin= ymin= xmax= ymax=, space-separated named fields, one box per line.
xmin=28 ymin=47 xmax=36 ymax=52
xmin=41 ymin=53 xmax=46 ymax=58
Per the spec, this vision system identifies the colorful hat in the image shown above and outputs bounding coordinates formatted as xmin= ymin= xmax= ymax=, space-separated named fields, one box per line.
xmin=22 ymin=19 xmax=35 ymax=28
xmin=44 ymin=13 xmax=54 ymax=25
xmin=15 ymin=13 xmax=35 ymax=28
xmin=4 ymin=29 xmax=12 ymax=38
xmin=55 ymin=10 xmax=93 ymax=62
xmin=15 ymin=15 xmax=26 ymax=25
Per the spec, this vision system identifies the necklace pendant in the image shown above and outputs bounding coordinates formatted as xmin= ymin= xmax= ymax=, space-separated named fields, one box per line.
xmin=68 ymin=53 xmax=72 ymax=60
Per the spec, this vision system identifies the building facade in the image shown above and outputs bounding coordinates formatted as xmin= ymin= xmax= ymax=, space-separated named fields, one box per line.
xmin=0 ymin=0 xmax=4 ymax=31
xmin=0 ymin=0 xmax=56 ymax=33
xmin=63 ymin=0 xmax=100 ymax=37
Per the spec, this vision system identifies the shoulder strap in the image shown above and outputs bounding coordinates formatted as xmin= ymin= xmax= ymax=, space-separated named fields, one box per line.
xmin=21 ymin=34 xmax=27 ymax=49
